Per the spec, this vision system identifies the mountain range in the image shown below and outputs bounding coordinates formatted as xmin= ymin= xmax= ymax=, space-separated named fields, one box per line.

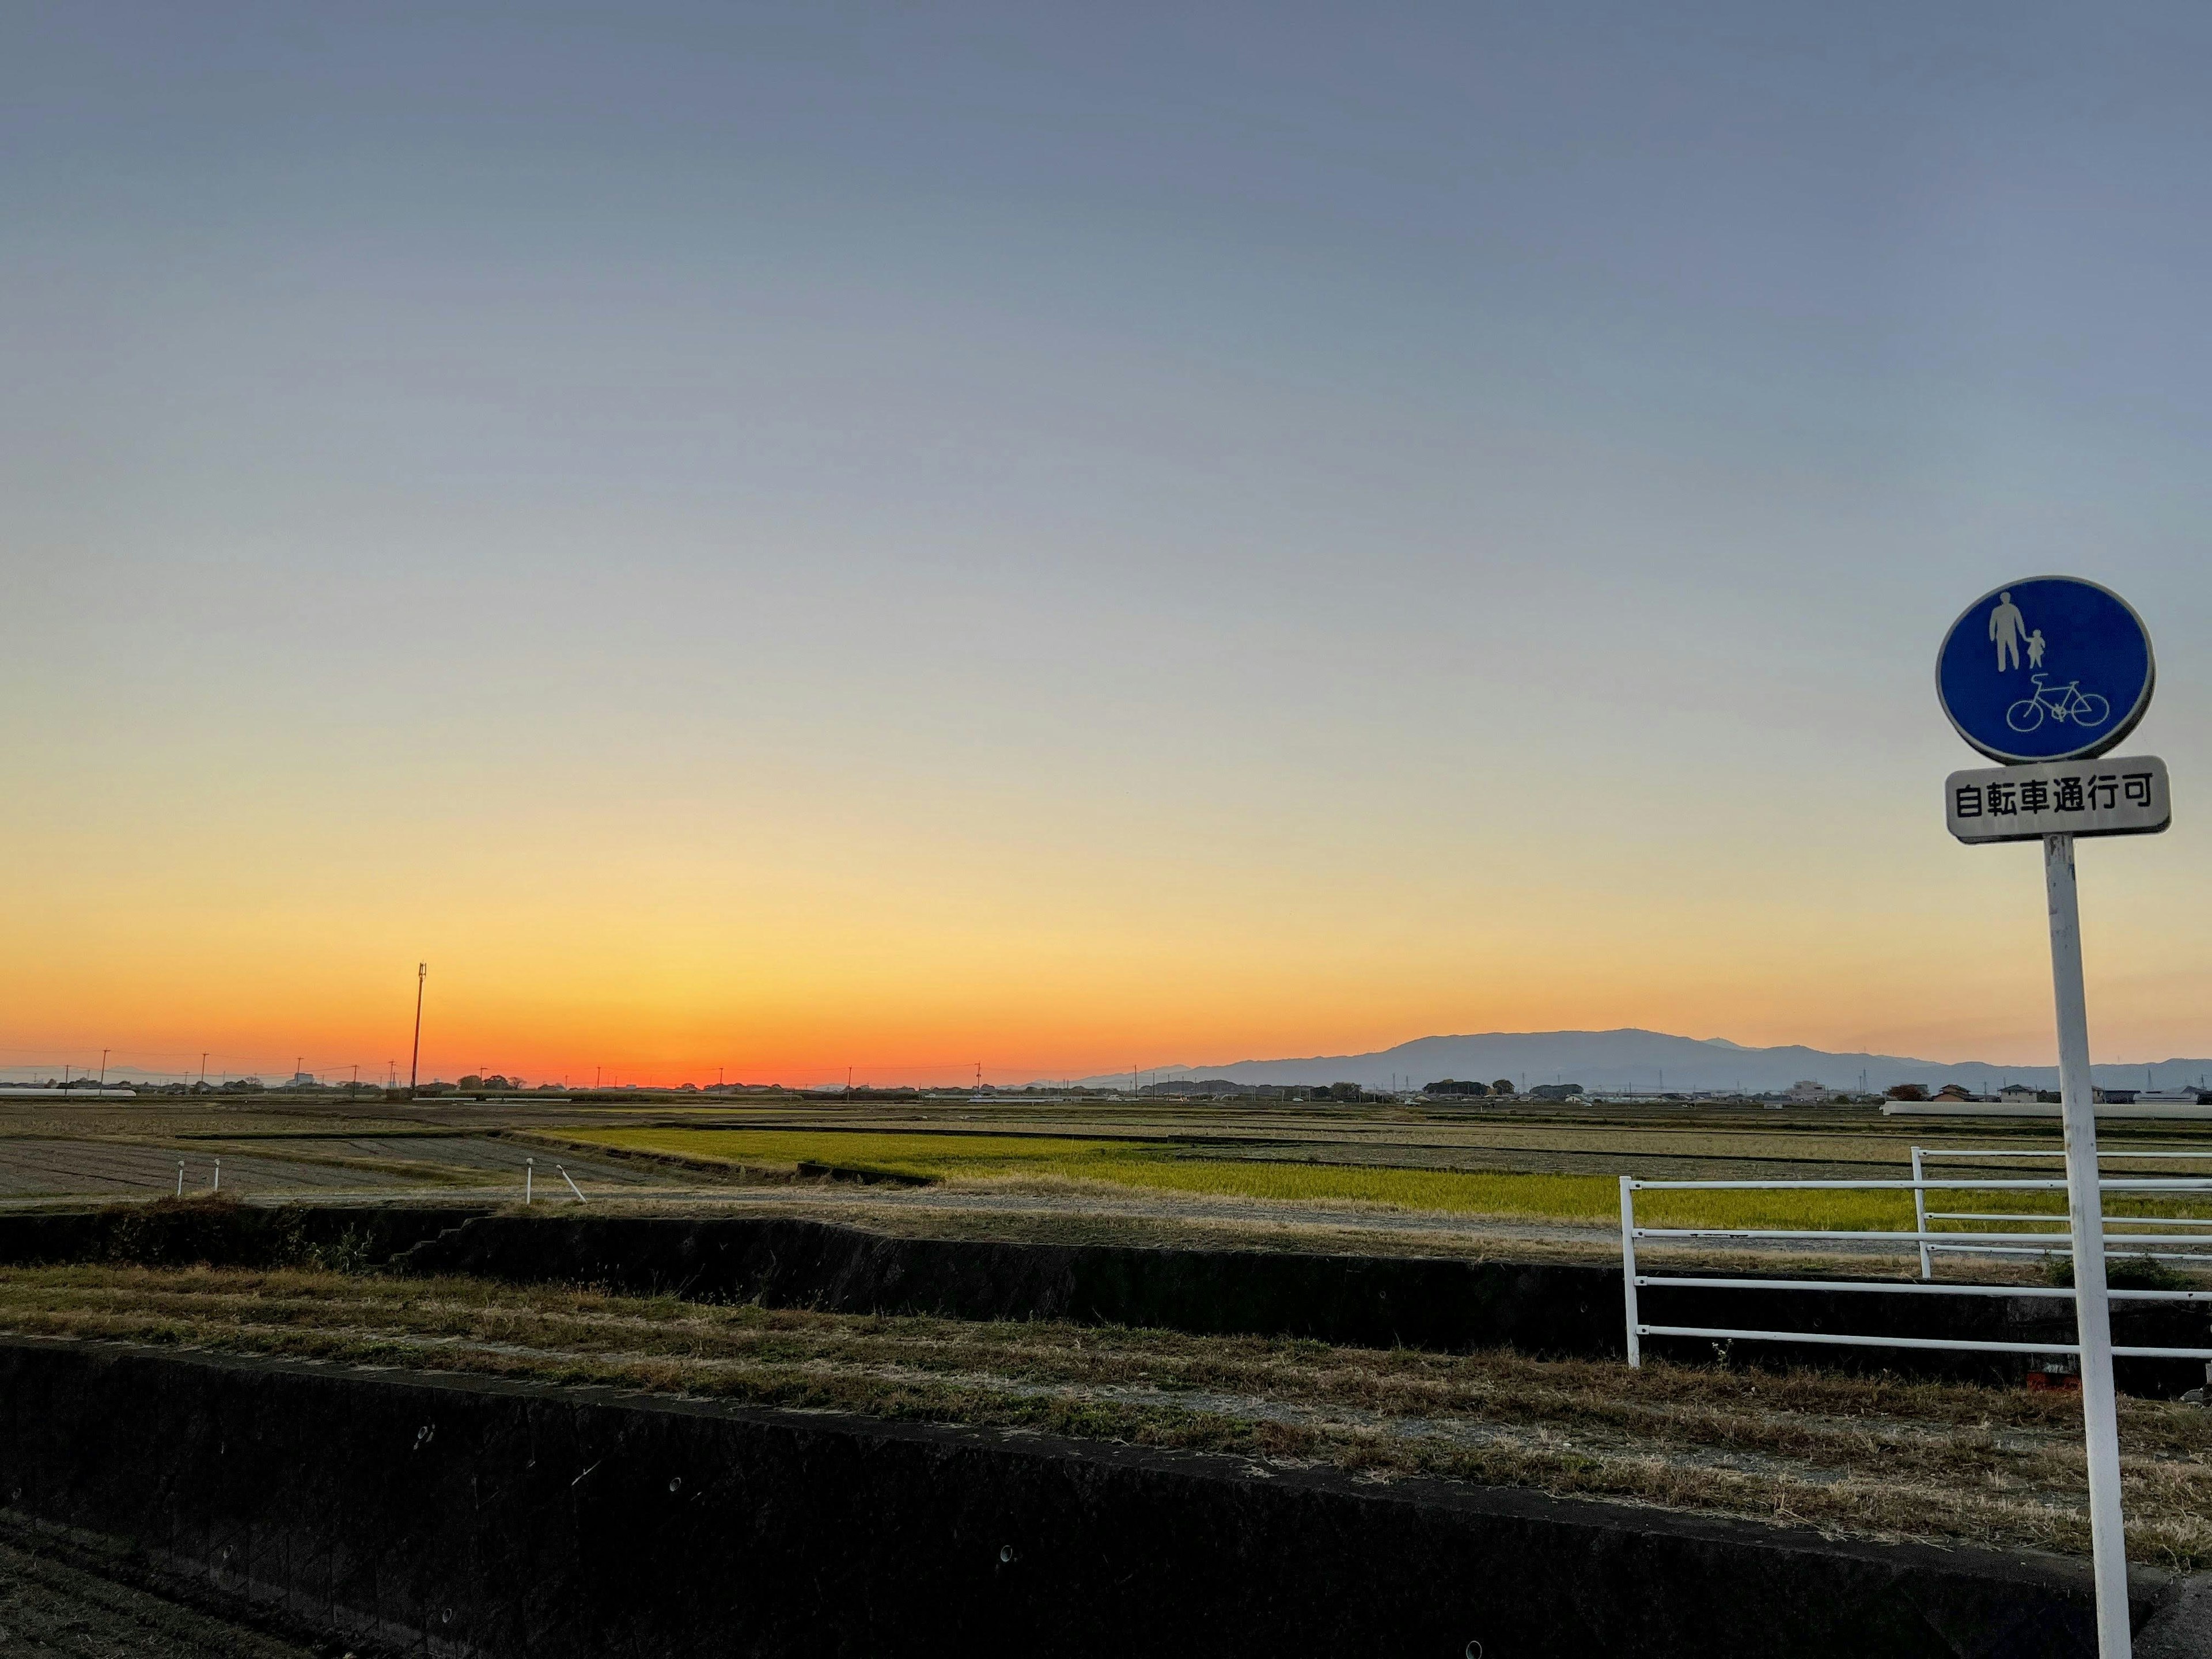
xmin=1067 ymin=1029 xmax=2212 ymax=1095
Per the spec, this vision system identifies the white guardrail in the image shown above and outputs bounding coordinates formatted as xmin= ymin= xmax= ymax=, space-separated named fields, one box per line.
xmin=1618 ymin=1146 xmax=2212 ymax=1369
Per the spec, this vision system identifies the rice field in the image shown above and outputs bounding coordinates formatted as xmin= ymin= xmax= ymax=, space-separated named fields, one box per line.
xmin=562 ymin=1127 xmax=2103 ymax=1232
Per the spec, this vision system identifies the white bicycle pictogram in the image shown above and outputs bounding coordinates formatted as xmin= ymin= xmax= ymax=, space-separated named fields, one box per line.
xmin=2005 ymin=673 xmax=2110 ymax=734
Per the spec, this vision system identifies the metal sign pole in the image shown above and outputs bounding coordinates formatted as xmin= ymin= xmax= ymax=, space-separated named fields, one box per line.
xmin=2044 ymin=832 xmax=2130 ymax=1659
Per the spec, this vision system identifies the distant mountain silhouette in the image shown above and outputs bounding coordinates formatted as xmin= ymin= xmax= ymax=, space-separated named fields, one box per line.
xmin=1070 ymin=1028 xmax=2212 ymax=1094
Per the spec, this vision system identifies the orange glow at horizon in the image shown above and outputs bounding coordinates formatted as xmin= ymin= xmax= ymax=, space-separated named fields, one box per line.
xmin=7 ymin=772 xmax=2207 ymax=1085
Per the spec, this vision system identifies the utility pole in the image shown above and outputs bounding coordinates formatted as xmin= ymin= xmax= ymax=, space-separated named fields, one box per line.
xmin=408 ymin=963 xmax=427 ymax=1100
xmin=100 ymin=1050 xmax=108 ymax=1087
xmin=199 ymin=1053 xmax=209 ymax=1091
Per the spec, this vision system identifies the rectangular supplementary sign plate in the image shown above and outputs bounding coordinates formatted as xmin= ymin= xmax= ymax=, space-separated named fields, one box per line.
xmin=1946 ymin=753 xmax=2171 ymax=843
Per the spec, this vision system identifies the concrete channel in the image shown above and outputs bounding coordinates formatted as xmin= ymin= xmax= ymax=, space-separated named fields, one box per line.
xmin=3 ymin=1335 xmax=2206 ymax=1658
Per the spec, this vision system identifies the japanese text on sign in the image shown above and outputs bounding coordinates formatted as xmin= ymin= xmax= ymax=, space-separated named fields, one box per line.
xmin=1944 ymin=755 xmax=2171 ymax=844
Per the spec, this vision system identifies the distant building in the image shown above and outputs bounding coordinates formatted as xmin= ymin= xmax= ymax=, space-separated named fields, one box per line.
xmin=1527 ymin=1082 xmax=1584 ymax=1101
xmin=1787 ymin=1080 xmax=1828 ymax=1102
xmin=1998 ymin=1084 xmax=2039 ymax=1103
xmin=1139 ymin=1078 xmax=1262 ymax=1098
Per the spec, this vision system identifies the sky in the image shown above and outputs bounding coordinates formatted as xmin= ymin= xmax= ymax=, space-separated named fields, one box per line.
xmin=5 ymin=2 xmax=2212 ymax=1086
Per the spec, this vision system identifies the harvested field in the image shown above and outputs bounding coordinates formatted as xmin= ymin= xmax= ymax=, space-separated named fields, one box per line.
xmin=6 ymin=1262 xmax=2211 ymax=1570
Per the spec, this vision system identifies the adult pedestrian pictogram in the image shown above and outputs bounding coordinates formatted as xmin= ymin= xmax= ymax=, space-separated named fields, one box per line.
xmin=1937 ymin=576 xmax=2153 ymax=763
xmin=1988 ymin=588 xmax=2028 ymax=671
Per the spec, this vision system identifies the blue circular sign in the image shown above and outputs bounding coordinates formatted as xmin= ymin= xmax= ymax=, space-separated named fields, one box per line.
xmin=1936 ymin=576 xmax=2154 ymax=763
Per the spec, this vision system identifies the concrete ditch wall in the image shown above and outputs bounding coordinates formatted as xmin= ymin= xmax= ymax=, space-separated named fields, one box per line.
xmin=1 ymin=1205 xmax=2205 ymax=1389
xmin=398 ymin=1212 xmax=1626 ymax=1354
xmin=0 ymin=1335 xmax=2188 ymax=1658
xmin=0 ymin=1203 xmax=490 ymax=1270
xmin=394 ymin=1213 xmax=2212 ymax=1391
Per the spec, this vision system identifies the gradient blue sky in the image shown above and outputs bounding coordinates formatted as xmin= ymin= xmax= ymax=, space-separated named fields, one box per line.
xmin=5 ymin=3 xmax=2211 ymax=1084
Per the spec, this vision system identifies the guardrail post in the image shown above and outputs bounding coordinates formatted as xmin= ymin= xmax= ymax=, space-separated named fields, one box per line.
xmin=1619 ymin=1176 xmax=1641 ymax=1368
xmin=525 ymin=1157 xmax=533 ymax=1205
xmin=1912 ymin=1146 xmax=1932 ymax=1279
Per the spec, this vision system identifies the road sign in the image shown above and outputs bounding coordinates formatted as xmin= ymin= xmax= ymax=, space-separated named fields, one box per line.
xmin=1937 ymin=573 xmax=2167 ymax=1658
xmin=1936 ymin=577 xmax=2154 ymax=764
xmin=1945 ymin=755 xmax=2171 ymax=843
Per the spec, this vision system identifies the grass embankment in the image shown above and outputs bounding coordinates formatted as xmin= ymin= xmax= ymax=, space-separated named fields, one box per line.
xmin=4 ymin=1263 xmax=2209 ymax=1567
xmin=560 ymin=1128 xmax=2166 ymax=1234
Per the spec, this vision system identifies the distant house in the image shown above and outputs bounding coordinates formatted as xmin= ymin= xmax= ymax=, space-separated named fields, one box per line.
xmin=1998 ymin=1084 xmax=2039 ymax=1103
xmin=1787 ymin=1080 xmax=1828 ymax=1102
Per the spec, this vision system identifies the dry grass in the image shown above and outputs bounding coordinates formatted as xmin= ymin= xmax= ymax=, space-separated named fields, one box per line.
xmin=6 ymin=1262 xmax=2210 ymax=1567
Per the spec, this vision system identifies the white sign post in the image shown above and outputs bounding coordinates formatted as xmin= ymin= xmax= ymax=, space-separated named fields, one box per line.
xmin=2044 ymin=832 xmax=2131 ymax=1659
xmin=1937 ymin=577 xmax=2164 ymax=1659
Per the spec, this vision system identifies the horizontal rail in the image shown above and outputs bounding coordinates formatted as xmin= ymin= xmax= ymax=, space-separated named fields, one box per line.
xmin=1634 ymin=1226 xmax=2212 ymax=1246
xmin=1636 ymin=1227 xmax=2051 ymax=1243
xmin=1637 ymin=1324 xmax=2081 ymax=1356
xmin=1913 ymin=1147 xmax=2212 ymax=1160
xmin=1926 ymin=1211 xmax=2212 ymax=1226
xmin=1633 ymin=1324 xmax=2212 ymax=1361
xmin=1626 ymin=1177 xmax=2212 ymax=1191
xmin=1632 ymin=1275 xmax=2212 ymax=1302
xmin=1929 ymin=1243 xmax=2212 ymax=1262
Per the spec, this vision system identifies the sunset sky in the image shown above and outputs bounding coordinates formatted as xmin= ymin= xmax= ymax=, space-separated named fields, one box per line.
xmin=6 ymin=3 xmax=2212 ymax=1085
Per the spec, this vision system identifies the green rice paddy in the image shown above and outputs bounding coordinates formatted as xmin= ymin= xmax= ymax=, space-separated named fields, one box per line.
xmin=563 ymin=1126 xmax=2073 ymax=1231
xmin=569 ymin=1126 xmax=2211 ymax=1234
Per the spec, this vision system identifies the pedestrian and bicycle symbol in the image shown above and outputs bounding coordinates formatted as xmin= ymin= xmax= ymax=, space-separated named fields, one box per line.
xmin=1936 ymin=577 xmax=2154 ymax=763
